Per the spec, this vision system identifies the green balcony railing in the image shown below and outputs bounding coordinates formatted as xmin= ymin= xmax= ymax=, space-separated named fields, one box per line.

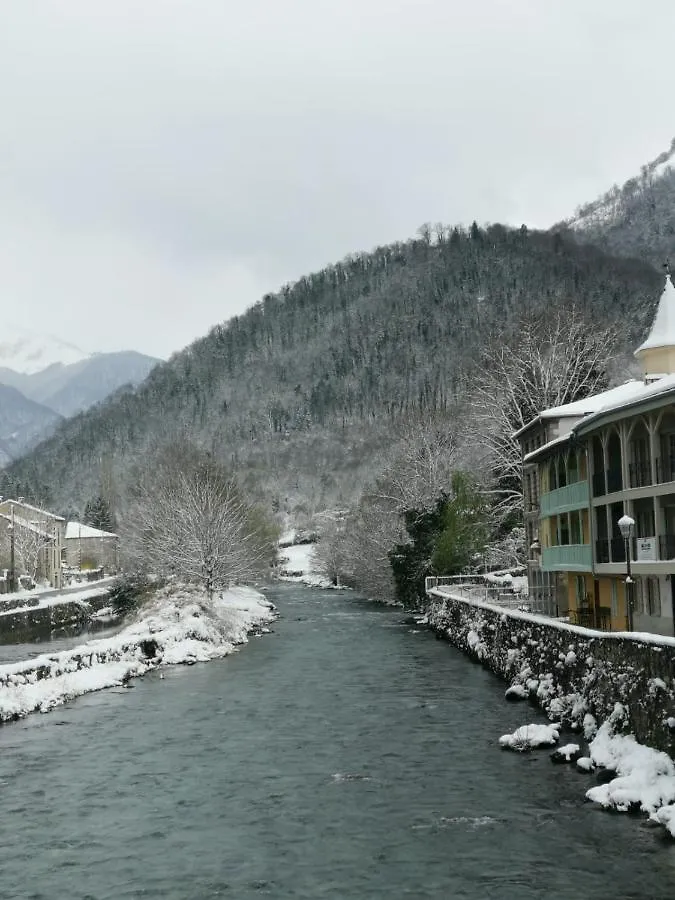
xmin=541 ymin=544 xmax=592 ymax=572
xmin=539 ymin=480 xmax=589 ymax=517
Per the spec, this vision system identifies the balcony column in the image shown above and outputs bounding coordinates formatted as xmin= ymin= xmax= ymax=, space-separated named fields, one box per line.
xmin=649 ymin=412 xmax=659 ymax=485
xmin=619 ymin=421 xmax=630 ymax=491
xmin=655 ymin=495 xmax=664 ymax=559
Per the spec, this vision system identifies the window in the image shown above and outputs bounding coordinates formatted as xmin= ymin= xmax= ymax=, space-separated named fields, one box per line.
xmin=610 ymin=580 xmax=619 ymax=618
xmin=575 ymin=575 xmax=586 ymax=607
xmin=570 ymin=511 xmax=582 ymax=545
xmin=647 ymin=577 xmax=661 ymax=617
xmin=559 ymin=515 xmax=570 ymax=546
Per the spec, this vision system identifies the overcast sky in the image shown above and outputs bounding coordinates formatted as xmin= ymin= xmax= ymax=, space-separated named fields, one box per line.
xmin=2 ymin=1 xmax=674 ymax=360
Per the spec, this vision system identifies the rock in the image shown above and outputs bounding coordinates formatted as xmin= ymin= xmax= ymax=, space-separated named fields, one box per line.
xmin=576 ymin=756 xmax=594 ymax=772
xmin=505 ymin=684 xmax=529 ymax=702
xmin=595 ymin=767 xmax=618 ymax=784
xmin=550 ymin=743 xmax=582 ymax=764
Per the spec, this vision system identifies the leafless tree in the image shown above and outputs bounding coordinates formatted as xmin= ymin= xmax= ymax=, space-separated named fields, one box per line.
xmin=320 ymin=416 xmax=472 ymax=600
xmin=123 ymin=442 xmax=277 ymax=597
xmin=12 ymin=521 xmax=51 ymax=583
xmin=472 ymin=307 xmax=618 ymax=521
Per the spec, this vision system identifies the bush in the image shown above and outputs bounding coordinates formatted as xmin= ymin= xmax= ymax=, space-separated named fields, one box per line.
xmin=108 ymin=573 xmax=154 ymax=617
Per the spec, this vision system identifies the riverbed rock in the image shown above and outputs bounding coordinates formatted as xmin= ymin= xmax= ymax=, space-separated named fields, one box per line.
xmin=505 ymin=684 xmax=529 ymax=702
xmin=550 ymin=743 xmax=582 ymax=764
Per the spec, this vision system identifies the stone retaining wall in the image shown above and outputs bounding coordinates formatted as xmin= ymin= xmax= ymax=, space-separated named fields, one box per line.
xmin=0 ymin=591 xmax=112 ymax=643
xmin=426 ymin=589 xmax=675 ymax=754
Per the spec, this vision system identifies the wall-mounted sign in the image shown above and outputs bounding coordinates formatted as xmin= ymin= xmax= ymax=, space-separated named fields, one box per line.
xmin=636 ymin=538 xmax=656 ymax=562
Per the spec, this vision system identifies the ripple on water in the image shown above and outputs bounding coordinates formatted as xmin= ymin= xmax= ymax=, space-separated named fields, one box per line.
xmin=0 ymin=584 xmax=672 ymax=900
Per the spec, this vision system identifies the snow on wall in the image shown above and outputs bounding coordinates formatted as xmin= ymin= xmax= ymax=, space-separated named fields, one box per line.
xmin=0 ymin=585 xmax=276 ymax=722
xmin=426 ymin=589 xmax=675 ymax=754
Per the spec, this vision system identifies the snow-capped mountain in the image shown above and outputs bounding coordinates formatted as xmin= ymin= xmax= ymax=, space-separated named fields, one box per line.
xmin=563 ymin=137 xmax=675 ymax=267
xmin=0 ymin=324 xmax=90 ymax=375
xmin=0 ymin=330 xmax=160 ymax=463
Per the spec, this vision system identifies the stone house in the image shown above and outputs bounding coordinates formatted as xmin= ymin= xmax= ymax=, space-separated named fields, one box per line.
xmin=64 ymin=522 xmax=119 ymax=572
xmin=0 ymin=498 xmax=65 ymax=589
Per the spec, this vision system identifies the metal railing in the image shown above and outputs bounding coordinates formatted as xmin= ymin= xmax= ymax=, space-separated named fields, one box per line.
xmin=425 ymin=575 xmax=530 ymax=611
xmin=628 ymin=461 xmax=652 ymax=488
xmin=656 ymin=455 xmax=675 ymax=484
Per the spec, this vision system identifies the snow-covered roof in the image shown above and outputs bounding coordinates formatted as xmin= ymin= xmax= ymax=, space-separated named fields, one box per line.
xmin=66 ymin=522 xmax=117 ymax=540
xmin=0 ymin=513 xmax=55 ymax=539
xmin=523 ymin=433 xmax=572 ymax=464
xmin=0 ymin=499 xmax=65 ymax=522
xmin=537 ymin=381 xmax=648 ymax=419
xmin=522 ymin=373 xmax=675 ymax=457
xmin=574 ymin=372 xmax=675 ymax=435
xmin=635 ymin=274 xmax=675 ymax=356
xmin=514 ymin=380 xmax=646 ymax=439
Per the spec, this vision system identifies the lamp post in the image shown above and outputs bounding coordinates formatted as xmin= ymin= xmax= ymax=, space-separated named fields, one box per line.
xmin=618 ymin=514 xmax=635 ymax=631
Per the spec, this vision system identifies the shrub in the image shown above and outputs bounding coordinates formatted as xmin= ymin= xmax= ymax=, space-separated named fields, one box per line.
xmin=108 ymin=573 xmax=154 ymax=617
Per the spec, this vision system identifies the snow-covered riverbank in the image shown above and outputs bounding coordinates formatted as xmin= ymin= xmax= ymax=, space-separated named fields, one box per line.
xmin=0 ymin=584 xmax=276 ymax=722
xmin=277 ymin=541 xmax=338 ymax=589
xmin=425 ymin=588 xmax=675 ymax=840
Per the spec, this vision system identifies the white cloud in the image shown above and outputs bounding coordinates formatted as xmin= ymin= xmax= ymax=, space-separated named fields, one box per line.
xmin=1 ymin=0 xmax=674 ymax=357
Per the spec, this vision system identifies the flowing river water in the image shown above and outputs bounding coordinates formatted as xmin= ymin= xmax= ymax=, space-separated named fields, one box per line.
xmin=1 ymin=584 xmax=674 ymax=899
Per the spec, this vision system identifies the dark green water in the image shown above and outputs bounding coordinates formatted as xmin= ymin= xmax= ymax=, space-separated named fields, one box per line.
xmin=1 ymin=584 xmax=673 ymax=899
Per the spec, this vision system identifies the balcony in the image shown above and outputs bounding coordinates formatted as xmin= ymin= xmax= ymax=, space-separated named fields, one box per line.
xmin=592 ymin=471 xmax=606 ymax=498
xmin=539 ymin=480 xmax=589 ymax=517
xmin=656 ymin=455 xmax=675 ymax=484
xmin=628 ymin=460 xmax=652 ymax=488
xmin=541 ymin=544 xmax=592 ymax=572
xmin=606 ymin=467 xmax=623 ymax=494
xmin=659 ymin=534 xmax=675 ymax=560
xmin=595 ymin=539 xmax=610 ymax=563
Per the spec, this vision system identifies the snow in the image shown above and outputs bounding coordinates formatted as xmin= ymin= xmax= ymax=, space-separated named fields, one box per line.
xmin=499 ymin=722 xmax=560 ymax=750
xmin=0 ymin=324 xmax=89 ymax=375
xmin=585 ymin=722 xmax=675 ymax=819
xmin=66 ymin=521 xmax=117 ymax=539
xmin=635 ymin=274 xmax=675 ymax=354
xmin=575 ymin=371 xmax=675 ymax=436
xmin=0 ymin=584 xmax=275 ymax=721
xmin=556 ymin=743 xmax=581 ymax=761
xmin=505 ymin=684 xmax=528 ymax=700
xmin=428 ymin=586 xmax=675 ymax=646
xmin=520 ymin=371 xmax=675 ymax=454
xmin=277 ymin=542 xmax=339 ymax=589
xmin=0 ymin=580 xmax=115 ymax=618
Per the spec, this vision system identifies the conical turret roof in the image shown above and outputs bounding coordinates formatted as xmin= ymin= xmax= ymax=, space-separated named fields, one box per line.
xmin=635 ymin=273 xmax=675 ymax=356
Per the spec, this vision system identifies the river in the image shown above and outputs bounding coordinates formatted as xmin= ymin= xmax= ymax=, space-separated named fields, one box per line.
xmin=0 ymin=584 xmax=673 ymax=899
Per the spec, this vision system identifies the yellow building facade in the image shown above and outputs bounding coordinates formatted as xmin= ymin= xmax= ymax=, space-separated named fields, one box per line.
xmin=517 ymin=273 xmax=675 ymax=636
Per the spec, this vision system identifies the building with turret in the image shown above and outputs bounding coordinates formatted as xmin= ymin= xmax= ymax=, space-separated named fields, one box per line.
xmin=517 ymin=272 xmax=675 ymax=635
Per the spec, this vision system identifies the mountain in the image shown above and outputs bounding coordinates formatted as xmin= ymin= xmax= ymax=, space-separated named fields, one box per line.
xmin=0 ymin=384 xmax=62 ymax=467
xmin=0 ymin=225 xmax=662 ymax=516
xmin=563 ymin=137 xmax=675 ymax=266
xmin=0 ymin=328 xmax=159 ymax=463
xmin=0 ymin=324 xmax=90 ymax=374
xmin=0 ymin=351 xmax=160 ymax=417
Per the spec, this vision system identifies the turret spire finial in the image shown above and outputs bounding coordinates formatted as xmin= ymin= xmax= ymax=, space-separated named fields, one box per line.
xmin=664 ymin=259 xmax=671 ymax=276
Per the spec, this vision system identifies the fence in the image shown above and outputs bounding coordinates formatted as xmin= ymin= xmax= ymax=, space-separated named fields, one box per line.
xmin=425 ymin=574 xmax=530 ymax=611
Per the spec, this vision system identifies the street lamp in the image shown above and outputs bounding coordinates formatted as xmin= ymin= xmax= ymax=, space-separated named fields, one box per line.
xmin=618 ymin=514 xmax=635 ymax=631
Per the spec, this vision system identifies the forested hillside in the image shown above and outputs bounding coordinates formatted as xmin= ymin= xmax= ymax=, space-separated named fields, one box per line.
xmin=0 ymin=225 xmax=661 ymax=519
xmin=564 ymin=137 xmax=675 ymax=266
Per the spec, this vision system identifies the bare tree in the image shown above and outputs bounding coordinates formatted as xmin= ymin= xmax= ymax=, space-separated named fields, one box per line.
xmin=472 ymin=307 xmax=618 ymax=521
xmin=12 ymin=521 xmax=51 ymax=583
xmin=124 ymin=442 xmax=277 ymax=597
xmin=321 ymin=416 xmax=472 ymax=600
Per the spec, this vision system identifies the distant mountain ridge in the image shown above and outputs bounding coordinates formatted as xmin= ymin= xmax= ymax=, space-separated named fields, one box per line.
xmin=0 ymin=324 xmax=89 ymax=374
xmin=0 ymin=226 xmax=662 ymax=514
xmin=0 ymin=333 xmax=159 ymax=464
xmin=0 ymin=351 xmax=160 ymax=417
xmin=563 ymin=136 xmax=675 ymax=266
xmin=0 ymin=384 xmax=62 ymax=467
